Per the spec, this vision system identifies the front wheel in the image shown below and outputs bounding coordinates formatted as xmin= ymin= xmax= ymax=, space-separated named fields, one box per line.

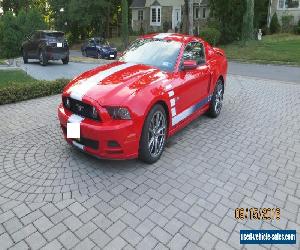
xmin=139 ymin=104 xmax=167 ymax=164
xmin=97 ymin=52 xmax=103 ymax=59
xmin=62 ymin=56 xmax=69 ymax=64
xmin=207 ymin=79 xmax=224 ymax=118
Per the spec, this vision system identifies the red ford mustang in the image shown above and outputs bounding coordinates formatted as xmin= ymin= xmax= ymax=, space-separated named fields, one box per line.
xmin=58 ymin=33 xmax=227 ymax=163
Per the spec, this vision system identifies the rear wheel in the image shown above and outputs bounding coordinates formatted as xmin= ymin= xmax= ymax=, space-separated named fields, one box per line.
xmin=207 ymin=79 xmax=224 ymax=118
xmin=62 ymin=56 xmax=69 ymax=65
xmin=139 ymin=104 xmax=167 ymax=164
xmin=39 ymin=50 xmax=47 ymax=66
xmin=22 ymin=49 xmax=28 ymax=64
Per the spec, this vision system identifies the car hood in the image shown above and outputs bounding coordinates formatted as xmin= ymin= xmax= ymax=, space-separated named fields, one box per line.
xmin=97 ymin=45 xmax=116 ymax=51
xmin=64 ymin=61 xmax=168 ymax=105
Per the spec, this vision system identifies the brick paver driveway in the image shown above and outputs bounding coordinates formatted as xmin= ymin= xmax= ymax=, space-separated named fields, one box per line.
xmin=0 ymin=75 xmax=299 ymax=250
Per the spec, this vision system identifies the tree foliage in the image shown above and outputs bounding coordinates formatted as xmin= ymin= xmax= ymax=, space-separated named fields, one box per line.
xmin=270 ymin=13 xmax=281 ymax=34
xmin=209 ymin=0 xmax=246 ymax=43
xmin=0 ymin=8 xmax=46 ymax=58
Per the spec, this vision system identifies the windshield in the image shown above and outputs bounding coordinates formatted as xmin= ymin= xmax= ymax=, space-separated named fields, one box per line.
xmin=46 ymin=32 xmax=64 ymax=38
xmin=93 ymin=38 xmax=109 ymax=46
xmin=120 ymin=39 xmax=182 ymax=72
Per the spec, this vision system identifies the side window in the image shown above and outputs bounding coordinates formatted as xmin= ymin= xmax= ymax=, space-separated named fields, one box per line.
xmin=183 ymin=42 xmax=205 ymax=65
xmin=88 ymin=39 xmax=96 ymax=47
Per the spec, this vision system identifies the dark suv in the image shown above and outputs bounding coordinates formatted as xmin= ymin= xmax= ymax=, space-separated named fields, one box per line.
xmin=21 ymin=30 xmax=69 ymax=66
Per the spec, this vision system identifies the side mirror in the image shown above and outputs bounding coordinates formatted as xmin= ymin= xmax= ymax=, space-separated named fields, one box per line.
xmin=183 ymin=60 xmax=197 ymax=70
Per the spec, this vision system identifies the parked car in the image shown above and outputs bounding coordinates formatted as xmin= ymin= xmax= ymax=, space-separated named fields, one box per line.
xmin=21 ymin=30 xmax=69 ymax=66
xmin=81 ymin=37 xmax=117 ymax=59
xmin=58 ymin=33 xmax=228 ymax=163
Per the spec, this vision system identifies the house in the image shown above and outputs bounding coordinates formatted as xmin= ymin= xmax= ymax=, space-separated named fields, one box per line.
xmin=130 ymin=0 xmax=210 ymax=34
xmin=268 ymin=0 xmax=300 ymax=26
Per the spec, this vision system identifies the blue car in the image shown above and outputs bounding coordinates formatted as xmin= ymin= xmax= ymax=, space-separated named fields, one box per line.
xmin=81 ymin=37 xmax=117 ymax=59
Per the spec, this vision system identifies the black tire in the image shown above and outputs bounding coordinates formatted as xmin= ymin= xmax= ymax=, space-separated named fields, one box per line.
xmin=22 ymin=49 xmax=28 ymax=64
xmin=139 ymin=104 xmax=167 ymax=164
xmin=82 ymin=50 xmax=87 ymax=56
xmin=207 ymin=79 xmax=224 ymax=118
xmin=62 ymin=56 xmax=69 ymax=65
xmin=39 ymin=49 xmax=47 ymax=66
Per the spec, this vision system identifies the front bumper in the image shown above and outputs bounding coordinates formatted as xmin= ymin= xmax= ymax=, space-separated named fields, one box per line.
xmin=58 ymin=104 xmax=139 ymax=160
xmin=102 ymin=50 xmax=117 ymax=58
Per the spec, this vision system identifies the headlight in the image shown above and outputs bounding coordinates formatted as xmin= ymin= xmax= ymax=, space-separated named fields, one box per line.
xmin=91 ymin=106 xmax=99 ymax=120
xmin=63 ymin=96 xmax=71 ymax=109
xmin=106 ymin=107 xmax=131 ymax=120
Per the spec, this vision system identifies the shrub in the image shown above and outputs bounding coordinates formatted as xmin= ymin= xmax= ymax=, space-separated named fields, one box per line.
xmin=281 ymin=15 xmax=294 ymax=32
xmin=0 ymin=79 xmax=69 ymax=105
xmin=0 ymin=8 xmax=46 ymax=58
xmin=270 ymin=13 xmax=281 ymax=34
xmin=295 ymin=19 xmax=300 ymax=34
xmin=199 ymin=27 xmax=221 ymax=46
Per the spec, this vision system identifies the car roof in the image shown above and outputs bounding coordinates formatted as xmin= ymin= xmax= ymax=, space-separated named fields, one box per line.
xmin=139 ymin=33 xmax=205 ymax=44
xmin=36 ymin=30 xmax=64 ymax=34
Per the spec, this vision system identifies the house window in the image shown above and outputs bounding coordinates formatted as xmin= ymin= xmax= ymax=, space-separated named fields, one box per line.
xmin=150 ymin=6 xmax=161 ymax=26
xmin=138 ymin=10 xmax=143 ymax=21
xmin=278 ymin=0 xmax=300 ymax=9
xmin=202 ymin=8 xmax=206 ymax=18
xmin=194 ymin=6 xmax=199 ymax=19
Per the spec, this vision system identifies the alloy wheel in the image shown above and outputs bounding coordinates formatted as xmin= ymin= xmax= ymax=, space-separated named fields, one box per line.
xmin=148 ymin=110 xmax=166 ymax=158
xmin=214 ymin=84 xmax=223 ymax=114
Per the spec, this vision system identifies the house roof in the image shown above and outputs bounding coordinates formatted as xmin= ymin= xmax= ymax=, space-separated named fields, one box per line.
xmin=130 ymin=0 xmax=146 ymax=8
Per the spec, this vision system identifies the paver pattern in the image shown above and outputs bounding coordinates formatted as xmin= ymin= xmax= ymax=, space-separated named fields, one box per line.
xmin=0 ymin=75 xmax=299 ymax=249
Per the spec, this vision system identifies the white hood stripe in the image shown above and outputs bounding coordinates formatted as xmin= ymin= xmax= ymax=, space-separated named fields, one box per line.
xmin=69 ymin=62 xmax=136 ymax=101
xmin=154 ymin=33 xmax=174 ymax=39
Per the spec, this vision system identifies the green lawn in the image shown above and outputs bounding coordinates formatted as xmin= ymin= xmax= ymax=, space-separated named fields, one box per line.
xmin=0 ymin=70 xmax=37 ymax=88
xmin=221 ymin=33 xmax=300 ymax=65
xmin=0 ymin=59 xmax=6 ymax=65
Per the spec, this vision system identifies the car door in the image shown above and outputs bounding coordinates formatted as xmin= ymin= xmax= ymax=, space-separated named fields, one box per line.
xmin=173 ymin=41 xmax=211 ymax=119
xmin=86 ymin=40 xmax=97 ymax=57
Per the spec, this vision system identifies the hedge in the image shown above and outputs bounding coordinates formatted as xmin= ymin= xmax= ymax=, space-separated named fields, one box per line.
xmin=0 ymin=79 xmax=69 ymax=105
xmin=199 ymin=27 xmax=221 ymax=46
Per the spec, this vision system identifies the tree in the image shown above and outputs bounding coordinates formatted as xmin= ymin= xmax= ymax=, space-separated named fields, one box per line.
xmin=270 ymin=13 xmax=280 ymax=34
xmin=121 ymin=0 xmax=128 ymax=49
xmin=188 ymin=0 xmax=193 ymax=35
xmin=209 ymin=0 xmax=246 ymax=43
xmin=242 ymin=0 xmax=254 ymax=41
xmin=0 ymin=8 xmax=46 ymax=58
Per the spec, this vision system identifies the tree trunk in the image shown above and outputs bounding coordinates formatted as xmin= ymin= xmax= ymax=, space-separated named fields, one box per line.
xmin=188 ymin=0 xmax=193 ymax=35
xmin=242 ymin=0 xmax=254 ymax=41
xmin=121 ymin=0 xmax=129 ymax=49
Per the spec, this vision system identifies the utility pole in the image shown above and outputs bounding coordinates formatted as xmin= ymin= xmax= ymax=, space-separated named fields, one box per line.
xmin=188 ymin=0 xmax=193 ymax=35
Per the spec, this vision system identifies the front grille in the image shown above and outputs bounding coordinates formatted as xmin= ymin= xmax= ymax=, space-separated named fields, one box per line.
xmin=73 ymin=137 xmax=99 ymax=150
xmin=63 ymin=97 xmax=100 ymax=121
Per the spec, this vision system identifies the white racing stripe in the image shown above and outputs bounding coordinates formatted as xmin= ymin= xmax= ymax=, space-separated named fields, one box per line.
xmin=168 ymin=91 xmax=174 ymax=97
xmin=153 ymin=33 xmax=174 ymax=39
xmin=170 ymin=98 xmax=176 ymax=107
xmin=69 ymin=62 xmax=136 ymax=101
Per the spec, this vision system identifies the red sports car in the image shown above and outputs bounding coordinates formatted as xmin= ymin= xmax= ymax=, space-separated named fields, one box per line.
xmin=58 ymin=33 xmax=227 ymax=163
